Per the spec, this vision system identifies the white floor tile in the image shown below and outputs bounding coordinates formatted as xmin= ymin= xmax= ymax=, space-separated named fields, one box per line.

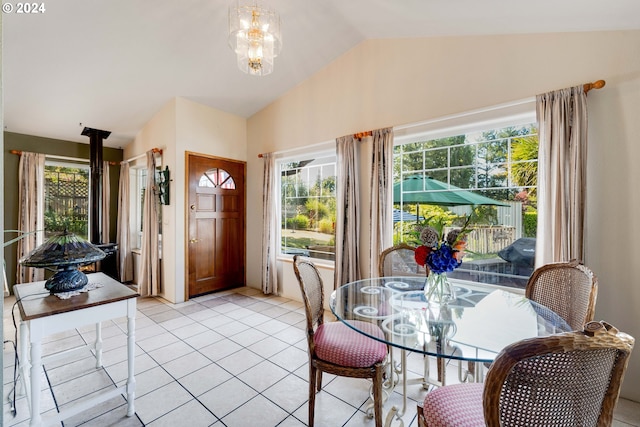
xmin=133 ymin=382 xmax=193 ymax=425
xmin=5 ymin=287 xmax=637 ymax=427
xmin=198 ymin=377 xmax=258 ymax=418
xmin=178 ymin=362 xmax=233 ymax=397
xmin=146 ymin=399 xmax=217 ymax=426
xmin=222 ymin=394 xmax=289 ymax=427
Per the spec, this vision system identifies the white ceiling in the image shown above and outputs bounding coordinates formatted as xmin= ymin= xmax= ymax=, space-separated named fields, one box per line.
xmin=4 ymin=0 xmax=640 ymax=148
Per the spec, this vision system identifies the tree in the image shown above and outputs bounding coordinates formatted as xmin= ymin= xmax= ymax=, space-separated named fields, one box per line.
xmin=511 ymin=135 xmax=539 ymax=199
xmin=474 ymin=126 xmax=536 ymax=201
xmin=394 ymin=135 xmax=474 ymax=187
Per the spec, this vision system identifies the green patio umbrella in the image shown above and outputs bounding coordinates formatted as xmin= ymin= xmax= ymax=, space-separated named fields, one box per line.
xmin=393 ymin=175 xmax=509 ymax=207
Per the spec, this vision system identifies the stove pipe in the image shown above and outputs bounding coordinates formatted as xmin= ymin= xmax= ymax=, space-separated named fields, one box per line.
xmin=81 ymin=127 xmax=111 ymax=244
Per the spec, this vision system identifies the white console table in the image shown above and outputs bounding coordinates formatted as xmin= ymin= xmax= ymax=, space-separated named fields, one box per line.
xmin=14 ymin=272 xmax=139 ymax=426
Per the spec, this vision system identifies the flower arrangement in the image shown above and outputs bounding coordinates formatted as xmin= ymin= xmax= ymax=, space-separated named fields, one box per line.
xmin=413 ymin=217 xmax=471 ymax=303
xmin=414 ymin=221 xmax=469 ymax=274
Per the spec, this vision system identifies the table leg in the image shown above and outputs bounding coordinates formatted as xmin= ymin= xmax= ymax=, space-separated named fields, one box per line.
xmin=29 ymin=338 xmax=42 ymax=426
xmin=384 ymin=349 xmax=407 ymax=427
xmin=19 ymin=320 xmax=31 ymax=412
xmin=95 ymin=322 xmax=103 ymax=368
xmin=125 ymin=301 xmax=136 ymax=417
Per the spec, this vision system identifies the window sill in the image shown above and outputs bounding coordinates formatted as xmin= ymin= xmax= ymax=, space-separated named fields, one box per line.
xmin=278 ymin=255 xmax=335 ymax=270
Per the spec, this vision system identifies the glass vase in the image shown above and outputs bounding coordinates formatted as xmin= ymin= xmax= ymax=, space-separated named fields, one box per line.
xmin=423 ymin=272 xmax=456 ymax=305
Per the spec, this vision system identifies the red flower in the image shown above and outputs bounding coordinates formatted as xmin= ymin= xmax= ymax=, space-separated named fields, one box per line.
xmin=414 ymin=245 xmax=430 ymax=266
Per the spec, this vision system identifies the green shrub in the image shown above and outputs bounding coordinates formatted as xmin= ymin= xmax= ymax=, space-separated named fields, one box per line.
xmin=286 ymin=214 xmax=310 ymax=230
xmin=523 ymin=211 xmax=537 ymax=237
xmin=318 ymin=218 xmax=334 ymax=234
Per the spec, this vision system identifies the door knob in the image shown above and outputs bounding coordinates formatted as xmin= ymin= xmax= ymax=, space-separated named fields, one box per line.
xmin=190 ymin=204 xmax=196 ymax=210
xmin=189 ymin=239 xmax=199 ymax=244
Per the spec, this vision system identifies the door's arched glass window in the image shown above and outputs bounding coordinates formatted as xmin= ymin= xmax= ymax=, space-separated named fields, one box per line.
xmin=199 ymin=168 xmax=236 ymax=189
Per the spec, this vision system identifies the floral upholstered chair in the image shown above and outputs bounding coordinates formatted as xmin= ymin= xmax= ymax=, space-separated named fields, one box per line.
xmin=293 ymin=256 xmax=388 ymax=427
xmin=417 ymin=321 xmax=634 ymax=427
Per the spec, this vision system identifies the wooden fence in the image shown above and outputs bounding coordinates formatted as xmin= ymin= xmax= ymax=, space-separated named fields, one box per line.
xmin=445 ymin=225 xmax=516 ymax=255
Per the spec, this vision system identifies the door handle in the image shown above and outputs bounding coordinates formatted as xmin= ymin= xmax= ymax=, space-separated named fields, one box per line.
xmin=190 ymin=204 xmax=196 ymax=210
xmin=189 ymin=239 xmax=199 ymax=244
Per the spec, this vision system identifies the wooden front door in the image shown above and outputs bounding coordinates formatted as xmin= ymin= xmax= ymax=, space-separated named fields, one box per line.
xmin=187 ymin=153 xmax=245 ymax=297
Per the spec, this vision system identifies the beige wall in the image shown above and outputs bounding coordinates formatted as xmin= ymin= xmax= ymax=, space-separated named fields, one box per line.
xmin=128 ymin=97 xmax=246 ymax=303
xmin=245 ymin=31 xmax=640 ymax=400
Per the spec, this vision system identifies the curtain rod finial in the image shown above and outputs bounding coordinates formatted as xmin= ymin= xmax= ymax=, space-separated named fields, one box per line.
xmin=584 ymin=79 xmax=606 ymax=93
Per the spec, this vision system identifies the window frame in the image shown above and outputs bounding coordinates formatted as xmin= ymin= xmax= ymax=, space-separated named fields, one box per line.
xmin=130 ymin=166 xmax=147 ymax=251
xmin=276 ymin=147 xmax=337 ymax=264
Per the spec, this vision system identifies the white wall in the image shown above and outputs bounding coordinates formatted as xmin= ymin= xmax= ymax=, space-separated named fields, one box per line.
xmin=174 ymin=97 xmax=247 ymax=303
xmin=245 ymin=31 xmax=640 ymax=400
xmin=126 ymin=97 xmax=246 ymax=303
xmin=126 ymin=99 xmax=177 ymax=302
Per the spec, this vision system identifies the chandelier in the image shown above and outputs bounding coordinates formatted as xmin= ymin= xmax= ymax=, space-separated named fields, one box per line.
xmin=228 ymin=1 xmax=282 ymax=76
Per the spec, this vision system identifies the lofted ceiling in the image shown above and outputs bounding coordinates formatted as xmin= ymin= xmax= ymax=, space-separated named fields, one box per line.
xmin=3 ymin=0 xmax=640 ymax=148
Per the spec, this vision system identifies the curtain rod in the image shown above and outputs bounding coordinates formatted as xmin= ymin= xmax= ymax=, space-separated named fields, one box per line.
xmin=257 ymin=132 xmax=372 ymax=158
xmin=256 ymin=130 xmax=374 ymax=158
xmin=257 ymin=79 xmax=604 ymax=159
xmin=124 ymin=147 xmax=162 ymax=163
xmin=258 ymin=140 xmax=333 ymax=158
xmin=9 ymin=150 xmax=117 ymax=166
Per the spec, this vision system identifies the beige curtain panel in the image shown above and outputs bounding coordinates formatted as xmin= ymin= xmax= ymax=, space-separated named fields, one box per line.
xmin=368 ymin=127 xmax=394 ymax=278
xmin=17 ymin=151 xmax=45 ymax=284
xmin=139 ymin=150 xmax=161 ymax=296
xmin=334 ymin=134 xmax=361 ymax=289
xmin=261 ymin=153 xmax=278 ymax=294
xmin=536 ymin=85 xmax=588 ymax=267
xmin=117 ymin=161 xmax=134 ymax=283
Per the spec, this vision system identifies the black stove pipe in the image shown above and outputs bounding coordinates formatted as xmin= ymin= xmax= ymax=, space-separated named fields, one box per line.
xmin=81 ymin=127 xmax=111 ymax=244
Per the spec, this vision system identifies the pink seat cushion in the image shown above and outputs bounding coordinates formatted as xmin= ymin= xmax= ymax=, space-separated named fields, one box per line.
xmin=423 ymin=383 xmax=485 ymax=427
xmin=314 ymin=320 xmax=387 ymax=368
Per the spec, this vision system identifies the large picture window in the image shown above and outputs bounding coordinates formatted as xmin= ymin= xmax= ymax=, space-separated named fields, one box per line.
xmin=394 ymin=123 xmax=538 ymax=288
xmin=279 ymin=153 xmax=337 ymax=261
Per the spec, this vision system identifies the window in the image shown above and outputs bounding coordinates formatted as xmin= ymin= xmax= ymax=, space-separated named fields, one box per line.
xmin=44 ymin=162 xmax=90 ymax=239
xmin=199 ymin=168 xmax=236 ymax=189
xmin=131 ymin=167 xmax=147 ymax=250
xmin=279 ymin=152 xmax=337 ymax=261
xmin=394 ymin=122 xmax=538 ymax=289
xmin=130 ymin=157 xmax=164 ymax=251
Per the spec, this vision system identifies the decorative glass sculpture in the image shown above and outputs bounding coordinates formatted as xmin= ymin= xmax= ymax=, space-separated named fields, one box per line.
xmin=20 ymin=230 xmax=106 ymax=293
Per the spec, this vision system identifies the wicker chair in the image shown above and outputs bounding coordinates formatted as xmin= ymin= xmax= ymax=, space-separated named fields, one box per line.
xmin=525 ymin=259 xmax=598 ymax=330
xmin=417 ymin=321 xmax=634 ymax=427
xmin=293 ymin=256 xmax=388 ymax=427
xmin=378 ymin=243 xmax=425 ymax=277
xmin=460 ymin=260 xmax=599 ymax=383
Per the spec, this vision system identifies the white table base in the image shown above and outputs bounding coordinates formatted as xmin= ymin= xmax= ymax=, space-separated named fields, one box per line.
xmin=19 ymin=298 xmax=136 ymax=426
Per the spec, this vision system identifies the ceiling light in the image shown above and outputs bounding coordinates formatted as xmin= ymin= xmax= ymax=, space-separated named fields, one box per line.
xmin=228 ymin=0 xmax=282 ymax=76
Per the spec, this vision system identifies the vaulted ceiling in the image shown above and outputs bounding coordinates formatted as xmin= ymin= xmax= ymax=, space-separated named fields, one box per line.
xmin=3 ymin=0 xmax=640 ymax=147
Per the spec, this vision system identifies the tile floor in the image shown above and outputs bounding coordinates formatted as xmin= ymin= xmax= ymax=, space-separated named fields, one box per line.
xmin=3 ymin=286 xmax=640 ymax=426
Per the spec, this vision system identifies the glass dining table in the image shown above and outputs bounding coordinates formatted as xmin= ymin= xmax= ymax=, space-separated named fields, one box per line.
xmin=330 ymin=276 xmax=572 ymax=427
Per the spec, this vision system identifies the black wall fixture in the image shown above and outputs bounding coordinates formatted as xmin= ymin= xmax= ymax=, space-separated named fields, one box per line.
xmin=158 ymin=166 xmax=170 ymax=205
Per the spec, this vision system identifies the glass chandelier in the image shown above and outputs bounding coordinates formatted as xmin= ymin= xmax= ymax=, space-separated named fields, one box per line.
xmin=228 ymin=0 xmax=282 ymax=76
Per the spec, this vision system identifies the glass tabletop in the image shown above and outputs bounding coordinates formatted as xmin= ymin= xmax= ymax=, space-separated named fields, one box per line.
xmin=330 ymin=276 xmax=572 ymax=364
